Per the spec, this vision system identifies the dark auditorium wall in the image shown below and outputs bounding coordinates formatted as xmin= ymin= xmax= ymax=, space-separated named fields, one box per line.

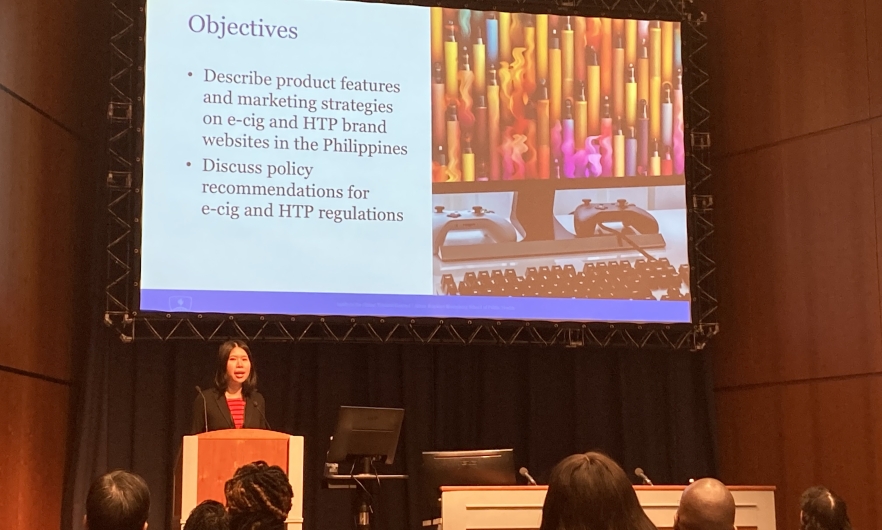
xmin=702 ymin=0 xmax=882 ymax=529
xmin=0 ymin=1 xmax=105 ymax=529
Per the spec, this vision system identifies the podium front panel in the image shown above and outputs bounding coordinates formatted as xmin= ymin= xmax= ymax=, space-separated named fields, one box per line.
xmin=197 ymin=438 xmax=289 ymax=505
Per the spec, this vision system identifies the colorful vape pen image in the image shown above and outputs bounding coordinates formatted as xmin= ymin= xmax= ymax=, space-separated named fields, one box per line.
xmin=429 ymin=11 xmax=686 ymax=182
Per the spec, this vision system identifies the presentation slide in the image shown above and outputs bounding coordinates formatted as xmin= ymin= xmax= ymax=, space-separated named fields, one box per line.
xmin=140 ymin=0 xmax=692 ymax=323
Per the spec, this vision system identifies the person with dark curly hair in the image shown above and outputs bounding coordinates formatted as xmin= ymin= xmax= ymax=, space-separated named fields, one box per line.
xmin=224 ymin=461 xmax=293 ymax=530
xmin=539 ymin=452 xmax=657 ymax=530
xmin=800 ymin=486 xmax=852 ymax=530
xmin=184 ymin=500 xmax=228 ymax=530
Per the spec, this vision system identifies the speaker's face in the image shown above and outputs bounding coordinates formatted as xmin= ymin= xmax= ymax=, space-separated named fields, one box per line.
xmin=226 ymin=346 xmax=252 ymax=386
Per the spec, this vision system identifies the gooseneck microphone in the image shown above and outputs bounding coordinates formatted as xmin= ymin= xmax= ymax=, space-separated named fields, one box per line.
xmin=253 ymin=400 xmax=272 ymax=431
xmin=519 ymin=467 xmax=538 ymax=486
xmin=634 ymin=467 xmax=654 ymax=486
xmin=195 ymin=386 xmax=208 ymax=433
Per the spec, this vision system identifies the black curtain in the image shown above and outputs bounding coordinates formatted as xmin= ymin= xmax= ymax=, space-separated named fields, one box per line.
xmin=64 ymin=331 xmax=717 ymax=530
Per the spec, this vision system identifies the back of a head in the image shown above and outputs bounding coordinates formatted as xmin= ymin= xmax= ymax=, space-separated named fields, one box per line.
xmin=800 ymin=486 xmax=852 ymax=530
xmin=184 ymin=500 xmax=228 ymax=530
xmin=675 ymin=478 xmax=735 ymax=530
xmin=539 ymin=452 xmax=656 ymax=530
xmin=86 ymin=470 xmax=151 ymax=530
xmin=224 ymin=461 xmax=293 ymax=530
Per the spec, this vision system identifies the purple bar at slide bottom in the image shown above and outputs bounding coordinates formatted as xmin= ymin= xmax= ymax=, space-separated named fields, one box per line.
xmin=141 ymin=289 xmax=691 ymax=323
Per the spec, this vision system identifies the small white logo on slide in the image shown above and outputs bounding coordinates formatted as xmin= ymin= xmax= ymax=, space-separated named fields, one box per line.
xmin=169 ymin=296 xmax=193 ymax=311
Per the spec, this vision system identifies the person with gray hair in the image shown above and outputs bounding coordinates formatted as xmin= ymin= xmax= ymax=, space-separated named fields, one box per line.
xmin=85 ymin=470 xmax=151 ymax=530
xmin=674 ymin=478 xmax=736 ymax=530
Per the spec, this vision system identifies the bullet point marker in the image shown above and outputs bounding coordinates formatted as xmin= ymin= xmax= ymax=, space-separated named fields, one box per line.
xmin=186 ymin=162 xmax=191 ymax=166
xmin=188 ymin=72 xmax=192 ymax=77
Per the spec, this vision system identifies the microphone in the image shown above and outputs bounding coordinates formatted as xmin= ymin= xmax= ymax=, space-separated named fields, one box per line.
xmin=195 ymin=386 xmax=208 ymax=433
xmin=634 ymin=467 xmax=654 ymax=486
xmin=253 ymin=400 xmax=272 ymax=431
xmin=519 ymin=467 xmax=538 ymax=486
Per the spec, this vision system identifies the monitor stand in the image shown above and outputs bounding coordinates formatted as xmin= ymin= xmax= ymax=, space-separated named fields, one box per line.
xmin=324 ymin=457 xmax=408 ymax=530
xmin=352 ymin=457 xmax=376 ymax=530
xmin=509 ymin=182 xmax=573 ymax=241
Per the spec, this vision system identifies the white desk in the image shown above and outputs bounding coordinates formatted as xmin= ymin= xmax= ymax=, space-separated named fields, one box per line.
xmin=439 ymin=486 xmax=776 ymax=530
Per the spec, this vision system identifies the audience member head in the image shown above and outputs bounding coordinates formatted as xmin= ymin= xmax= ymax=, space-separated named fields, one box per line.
xmin=800 ymin=486 xmax=852 ymax=530
xmin=85 ymin=470 xmax=150 ymax=530
xmin=224 ymin=461 xmax=293 ymax=530
xmin=539 ymin=452 xmax=656 ymax=530
xmin=674 ymin=478 xmax=736 ymax=530
xmin=184 ymin=500 xmax=228 ymax=530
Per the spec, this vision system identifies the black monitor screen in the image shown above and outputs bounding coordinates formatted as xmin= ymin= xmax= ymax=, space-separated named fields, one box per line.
xmin=326 ymin=406 xmax=405 ymax=465
xmin=420 ymin=449 xmax=517 ymax=517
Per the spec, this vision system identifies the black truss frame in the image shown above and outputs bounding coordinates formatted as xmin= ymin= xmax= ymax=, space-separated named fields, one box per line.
xmin=104 ymin=0 xmax=717 ymax=349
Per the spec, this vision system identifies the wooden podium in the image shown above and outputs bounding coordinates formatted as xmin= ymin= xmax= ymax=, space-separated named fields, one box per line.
xmin=173 ymin=430 xmax=304 ymax=530
xmin=439 ymin=486 xmax=776 ymax=530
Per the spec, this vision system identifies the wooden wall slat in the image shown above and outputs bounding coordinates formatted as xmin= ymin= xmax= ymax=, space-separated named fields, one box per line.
xmin=705 ymin=0 xmax=780 ymax=154
xmin=714 ymin=148 xmax=786 ymax=383
xmin=875 ymin=119 xmax=882 ymax=292
xmin=716 ymin=376 xmax=882 ymax=530
xmin=0 ymin=371 xmax=69 ymax=529
xmin=708 ymin=0 xmax=870 ymax=155
xmin=0 ymin=91 xmax=79 ymax=382
xmin=775 ymin=123 xmax=881 ymax=377
xmin=867 ymin=0 xmax=882 ymax=118
xmin=714 ymin=124 xmax=882 ymax=389
xmin=0 ymin=0 xmax=87 ymax=133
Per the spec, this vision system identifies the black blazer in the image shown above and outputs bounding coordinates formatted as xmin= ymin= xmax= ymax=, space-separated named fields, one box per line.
xmin=191 ymin=387 xmax=269 ymax=434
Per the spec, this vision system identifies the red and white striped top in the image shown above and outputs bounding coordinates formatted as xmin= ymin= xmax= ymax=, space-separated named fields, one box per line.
xmin=227 ymin=397 xmax=245 ymax=429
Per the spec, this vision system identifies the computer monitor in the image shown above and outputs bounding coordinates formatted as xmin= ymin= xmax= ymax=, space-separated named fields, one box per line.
xmin=421 ymin=449 xmax=517 ymax=517
xmin=326 ymin=406 xmax=405 ymax=465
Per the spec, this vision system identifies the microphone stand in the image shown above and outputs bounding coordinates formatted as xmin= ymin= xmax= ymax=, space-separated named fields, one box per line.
xmin=196 ymin=386 xmax=208 ymax=433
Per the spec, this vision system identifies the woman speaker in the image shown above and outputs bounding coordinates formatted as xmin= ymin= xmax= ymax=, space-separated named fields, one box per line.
xmin=192 ymin=340 xmax=269 ymax=433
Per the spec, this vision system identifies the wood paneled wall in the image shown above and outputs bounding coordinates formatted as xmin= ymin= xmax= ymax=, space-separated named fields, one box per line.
xmin=0 ymin=0 xmax=104 ymax=529
xmin=0 ymin=370 xmax=72 ymax=528
xmin=703 ymin=0 xmax=882 ymax=528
